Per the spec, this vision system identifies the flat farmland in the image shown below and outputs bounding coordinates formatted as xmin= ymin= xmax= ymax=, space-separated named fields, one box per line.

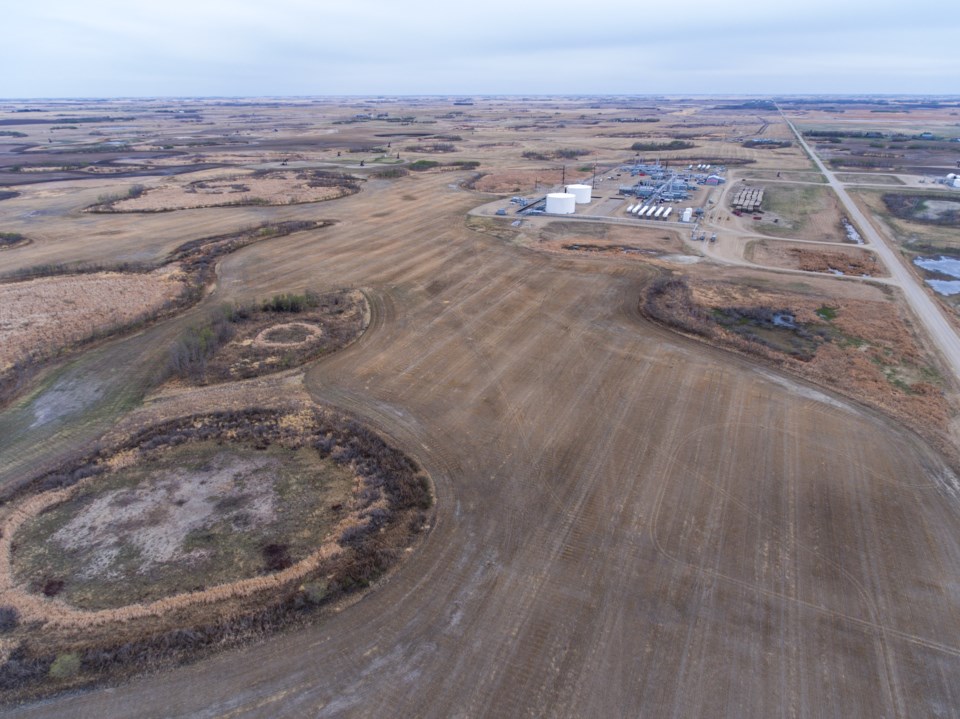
xmin=1 ymin=99 xmax=960 ymax=717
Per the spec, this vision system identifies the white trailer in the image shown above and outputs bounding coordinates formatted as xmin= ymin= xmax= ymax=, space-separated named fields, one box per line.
xmin=662 ymin=207 xmax=673 ymax=220
xmin=645 ymin=206 xmax=657 ymax=217
xmin=634 ymin=205 xmax=646 ymax=215
xmin=626 ymin=204 xmax=635 ymax=213
xmin=653 ymin=207 xmax=665 ymax=218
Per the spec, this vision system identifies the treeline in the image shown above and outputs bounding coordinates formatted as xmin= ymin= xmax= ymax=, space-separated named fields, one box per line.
xmin=521 ymin=148 xmax=591 ymax=161
xmin=408 ymin=159 xmax=479 ymax=172
xmin=629 ymin=140 xmax=694 ymax=152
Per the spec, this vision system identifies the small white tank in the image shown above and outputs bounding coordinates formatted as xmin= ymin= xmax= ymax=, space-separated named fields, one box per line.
xmin=565 ymin=184 xmax=592 ymax=204
xmin=545 ymin=193 xmax=576 ymax=214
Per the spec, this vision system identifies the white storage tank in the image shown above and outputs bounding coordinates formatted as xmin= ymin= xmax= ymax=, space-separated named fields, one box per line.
xmin=545 ymin=192 xmax=576 ymax=214
xmin=566 ymin=184 xmax=592 ymax=204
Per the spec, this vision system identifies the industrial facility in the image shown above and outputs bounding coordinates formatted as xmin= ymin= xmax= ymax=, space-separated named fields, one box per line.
xmin=509 ymin=157 xmax=724 ymax=223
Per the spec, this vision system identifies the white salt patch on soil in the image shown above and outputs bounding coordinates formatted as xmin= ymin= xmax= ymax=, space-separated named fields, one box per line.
xmin=52 ymin=452 xmax=279 ymax=578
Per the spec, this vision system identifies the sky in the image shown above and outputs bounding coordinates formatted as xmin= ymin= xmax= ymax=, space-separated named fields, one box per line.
xmin=3 ymin=0 xmax=958 ymax=98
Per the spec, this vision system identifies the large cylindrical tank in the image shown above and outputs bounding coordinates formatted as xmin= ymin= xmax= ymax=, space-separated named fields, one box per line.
xmin=565 ymin=184 xmax=592 ymax=204
xmin=545 ymin=192 xmax=576 ymax=214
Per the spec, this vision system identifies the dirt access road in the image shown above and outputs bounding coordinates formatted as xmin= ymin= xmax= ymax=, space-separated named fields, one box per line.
xmin=785 ymin=115 xmax=960 ymax=383
xmin=6 ymin=171 xmax=960 ymax=717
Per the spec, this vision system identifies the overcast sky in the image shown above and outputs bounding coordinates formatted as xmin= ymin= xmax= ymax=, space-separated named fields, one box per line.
xmin=3 ymin=0 xmax=958 ymax=98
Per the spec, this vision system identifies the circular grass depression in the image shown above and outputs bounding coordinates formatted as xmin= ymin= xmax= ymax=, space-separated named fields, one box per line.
xmin=13 ymin=439 xmax=355 ymax=610
xmin=0 ymin=407 xmax=433 ymax=700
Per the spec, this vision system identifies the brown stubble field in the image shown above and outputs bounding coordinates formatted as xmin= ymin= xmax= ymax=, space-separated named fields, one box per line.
xmin=2 ymin=98 xmax=960 ymax=717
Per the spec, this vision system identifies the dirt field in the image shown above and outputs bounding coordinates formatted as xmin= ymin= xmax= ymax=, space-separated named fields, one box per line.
xmin=0 ymin=268 xmax=186 ymax=372
xmin=2 ymin=98 xmax=960 ymax=718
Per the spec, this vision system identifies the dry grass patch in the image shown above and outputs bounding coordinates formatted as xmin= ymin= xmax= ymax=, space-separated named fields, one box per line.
xmin=0 ymin=268 xmax=187 ymax=374
xmin=746 ymin=183 xmax=848 ymax=242
xmin=746 ymin=240 xmax=886 ymax=277
xmin=470 ymin=169 xmax=570 ymax=193
xmin=99 ymin=171 xmax=359 ymax=212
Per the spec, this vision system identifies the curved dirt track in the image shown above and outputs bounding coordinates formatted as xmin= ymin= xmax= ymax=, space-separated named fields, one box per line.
xmin=5 ymin=173 xmax=960 ymax=717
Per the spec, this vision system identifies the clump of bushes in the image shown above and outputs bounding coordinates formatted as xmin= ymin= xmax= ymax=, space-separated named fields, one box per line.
xmin=408 ymin=160 xmax=440 ymax=171
xmin=372 ymin=167 xmax=409 ymax=179
xmin=642 ymin=277 xmax=713 ymax=336
xmin=521 ymin=149 xmax=590 ymax=161
xmin=262 ymin=291 xmax=320 ymax=313
xmin=0 ymin=607 xmax=19 ymax=633
xmin=167 ymin=309 xmax=236 ymax=381
xmin=48 ymin=654 xmax=81 ymax=680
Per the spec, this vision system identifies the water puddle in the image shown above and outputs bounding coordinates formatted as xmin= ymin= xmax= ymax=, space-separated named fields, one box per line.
xmin=842 ymin=219 xmax=863 ymax=245
xmin=772 ymin=312 xmax=796 ymax=328
xmin=914 ymin=256 xmax=960 ymax=295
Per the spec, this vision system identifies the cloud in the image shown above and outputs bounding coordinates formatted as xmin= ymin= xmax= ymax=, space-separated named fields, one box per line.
xmin=2 ymin=0 xmax=957 ymax=97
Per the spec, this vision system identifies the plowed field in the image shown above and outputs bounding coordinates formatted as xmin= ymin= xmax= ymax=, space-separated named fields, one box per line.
xmin=2 ymin=100 xmax=960 ymax=718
